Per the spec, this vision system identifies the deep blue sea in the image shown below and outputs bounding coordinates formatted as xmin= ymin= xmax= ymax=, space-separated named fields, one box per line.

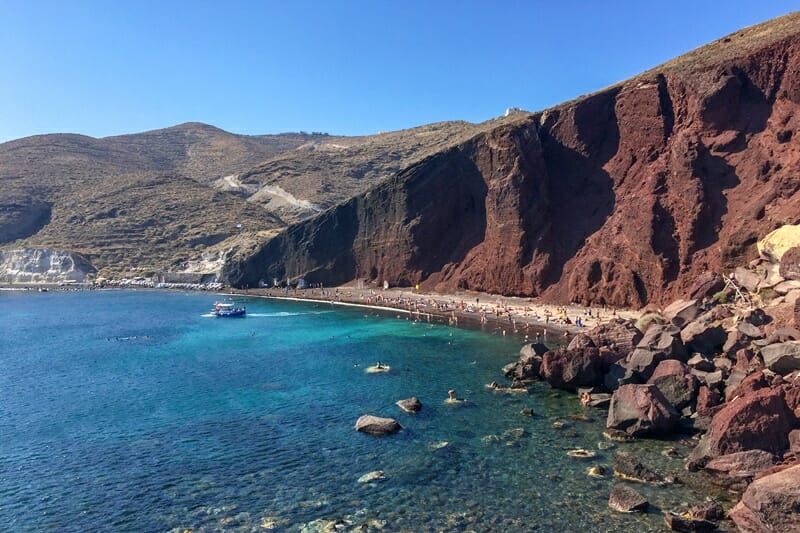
xmin=0 ymin=290 xmax=718 ymax=532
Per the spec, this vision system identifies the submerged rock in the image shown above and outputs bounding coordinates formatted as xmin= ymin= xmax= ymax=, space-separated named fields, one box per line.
xmin=613 ymin=451 xmax=666 ymax=484
xmin=357 ymin=470 xmax=386 ymax=483
xmin=587 ymin=464 xmax=607 ymax=478
xmin=608 ymin=484 xmax=649 ymax=513
xmin=663 ymin=512 xmax=717 ymax=532
xmin=566 ymin=449 xmax=596 ymax=459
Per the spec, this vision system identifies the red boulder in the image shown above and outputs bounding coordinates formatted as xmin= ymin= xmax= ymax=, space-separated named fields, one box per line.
xmin=729 ymin=463 xmax=800 ymax=532
xmin=687 ymin=387 xmax=794 ymax=470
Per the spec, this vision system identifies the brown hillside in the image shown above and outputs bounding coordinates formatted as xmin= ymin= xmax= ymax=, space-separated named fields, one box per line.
xmin=0 ymin=119 xmax=492 ymax=274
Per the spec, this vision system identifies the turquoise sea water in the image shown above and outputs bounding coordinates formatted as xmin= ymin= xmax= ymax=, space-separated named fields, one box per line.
xmin=0 ymin=291 xmax=717 ymax=532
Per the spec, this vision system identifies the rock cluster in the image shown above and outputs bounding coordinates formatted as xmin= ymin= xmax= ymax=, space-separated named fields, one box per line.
xmin=500 ymin=257 xmax=800 ymax=530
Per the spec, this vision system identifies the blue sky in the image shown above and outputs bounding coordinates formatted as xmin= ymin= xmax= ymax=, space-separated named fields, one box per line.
xmin=0 ymin=1 xmax=797 ymax=142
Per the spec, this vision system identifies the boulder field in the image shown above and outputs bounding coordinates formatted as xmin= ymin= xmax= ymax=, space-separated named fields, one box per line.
xmin=501 ymin=259 xmax=800 ymax=530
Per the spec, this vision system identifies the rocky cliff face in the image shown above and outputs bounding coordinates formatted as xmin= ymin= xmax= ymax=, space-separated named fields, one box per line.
xmin=0 ymin=249 xmax=96 ymax=283
xmin=225 ymin=14 xmax=800 ymax=307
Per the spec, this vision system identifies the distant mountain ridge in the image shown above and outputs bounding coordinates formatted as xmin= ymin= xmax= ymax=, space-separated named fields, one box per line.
xmin=0 ymin=117 xmax=508 ymax=276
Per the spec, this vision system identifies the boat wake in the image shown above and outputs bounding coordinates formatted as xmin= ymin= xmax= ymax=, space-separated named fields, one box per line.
xmin=202 ymin=311 xmax=333 ymax=318
xmin=248 ymin=311 xmax=333 ymax=317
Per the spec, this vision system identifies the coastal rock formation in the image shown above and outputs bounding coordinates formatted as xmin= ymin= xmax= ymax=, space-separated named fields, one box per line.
xmin=606 ymin=384 xmax=679 ymax=437
xmin=704 ymin=450 xmax=777 ymax=489
xmin=354 ymin=415 xmax=401 ymax=436
xmin=646 ymin=359 xmax=699 ymax=411
xmin=760 ymin=341 xmax=800 ymax=374
xmin=540 ymin=347 xmax=604 ymax=391
xmin=626 ymin=325 xmax=687 ymax=380
xmin=0 ymin=248 xmax=95 ymax=283
xmin=781 ymin=247 xmax=800 ymax=280
xmin=729 ymin=463 xmax=800 ymax=532
xmin=225 ymin=13 xmax=800 ymax=307
xmin=587 ymin=319 xmax=643 ymax=355
xmin=686 ymin=387 xmax=794 ymax=469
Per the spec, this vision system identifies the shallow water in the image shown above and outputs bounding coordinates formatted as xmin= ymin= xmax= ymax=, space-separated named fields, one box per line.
xmin=0 ymin=291 xmax=718 ymax=532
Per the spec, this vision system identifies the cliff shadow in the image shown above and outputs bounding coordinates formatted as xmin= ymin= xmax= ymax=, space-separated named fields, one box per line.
xmin=242 ymin=203 xmax=360 ymax=288
xmin=688 ymin=142 xmax=740 ymax=255
xmin=536 ymin=91 xmax=620 ymax=289
xmin=404 ymin=150 xmax=488 ymax=277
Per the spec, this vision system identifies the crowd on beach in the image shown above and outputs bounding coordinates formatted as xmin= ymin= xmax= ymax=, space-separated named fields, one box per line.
xmin=249 ymin=284 xmax=636 ymax=337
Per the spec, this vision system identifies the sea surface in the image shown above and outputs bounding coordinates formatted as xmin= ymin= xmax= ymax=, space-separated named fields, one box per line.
xmin=0 ymin=290 xmax=720 ymax=532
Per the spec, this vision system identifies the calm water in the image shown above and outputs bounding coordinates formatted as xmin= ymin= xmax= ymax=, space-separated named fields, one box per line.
xmin=0 ymin=291 xmax=716 ymax=532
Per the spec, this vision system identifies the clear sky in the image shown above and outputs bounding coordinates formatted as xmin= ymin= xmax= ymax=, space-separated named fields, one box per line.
xmin=0 ymin=1 xmax=797 ymax=142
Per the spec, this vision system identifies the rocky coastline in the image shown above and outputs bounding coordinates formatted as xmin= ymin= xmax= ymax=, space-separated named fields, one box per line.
xmin=501 ymin=242 xmax=800 ymax=531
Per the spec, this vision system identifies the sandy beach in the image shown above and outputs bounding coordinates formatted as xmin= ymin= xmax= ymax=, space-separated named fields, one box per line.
xmin=230 ymin=282 xmax=640 ymax=341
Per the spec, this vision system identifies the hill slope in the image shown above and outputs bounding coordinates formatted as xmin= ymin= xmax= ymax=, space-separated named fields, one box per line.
xmin=223 ymin=12 xmax=800 ymax=307
xmin=0 ymin=119 xmax=491 ymax=274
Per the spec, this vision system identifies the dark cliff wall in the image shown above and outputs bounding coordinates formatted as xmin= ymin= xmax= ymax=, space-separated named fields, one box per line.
xmin=225 ymin=25 xmax=800 ymax=307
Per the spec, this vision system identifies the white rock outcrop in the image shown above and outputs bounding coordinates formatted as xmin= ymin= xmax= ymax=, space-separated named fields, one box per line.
xmin=0 ymin=249 xmax=95 ymax=284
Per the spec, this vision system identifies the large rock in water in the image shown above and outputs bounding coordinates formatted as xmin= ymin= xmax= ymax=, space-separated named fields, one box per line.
xmin=686 ymin=387 xmax=794 ymax=470
xmin=647 ymin=359 xmax=699 ymax=411
xmin=729 ymin=463 xmax=800 ymax=532
xmin=606 ymin=384 xmax=679 ymax=437
xmin=612 ymin=451 xmax=666 ymax=484
xmin=760 ymin=341 xmax=800 ymax=375
xmin=520 ymin=342 xmax=549 ymax=358
xmin=354 ymin=415 xmax=402 ymax=436
xmin=395 ymin=397 xmax=422 ymax=414
xmin=540 ymin=347 xmax=604 ymax=391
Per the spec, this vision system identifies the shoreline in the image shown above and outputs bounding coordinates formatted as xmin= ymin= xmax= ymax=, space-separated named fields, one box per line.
xmin=227 ymin=285 xmax=641 ymax=341
xmin=0 ymin=281 xmax=641 ymax=342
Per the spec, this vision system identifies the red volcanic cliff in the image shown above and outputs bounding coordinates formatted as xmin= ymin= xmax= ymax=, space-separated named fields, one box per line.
xmin=224 ymin=14 xmax=800 ymax=307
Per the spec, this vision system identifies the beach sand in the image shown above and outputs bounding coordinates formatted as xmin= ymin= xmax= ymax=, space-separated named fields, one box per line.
xmin=230 ymin=283 xmax=640 ymax=340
